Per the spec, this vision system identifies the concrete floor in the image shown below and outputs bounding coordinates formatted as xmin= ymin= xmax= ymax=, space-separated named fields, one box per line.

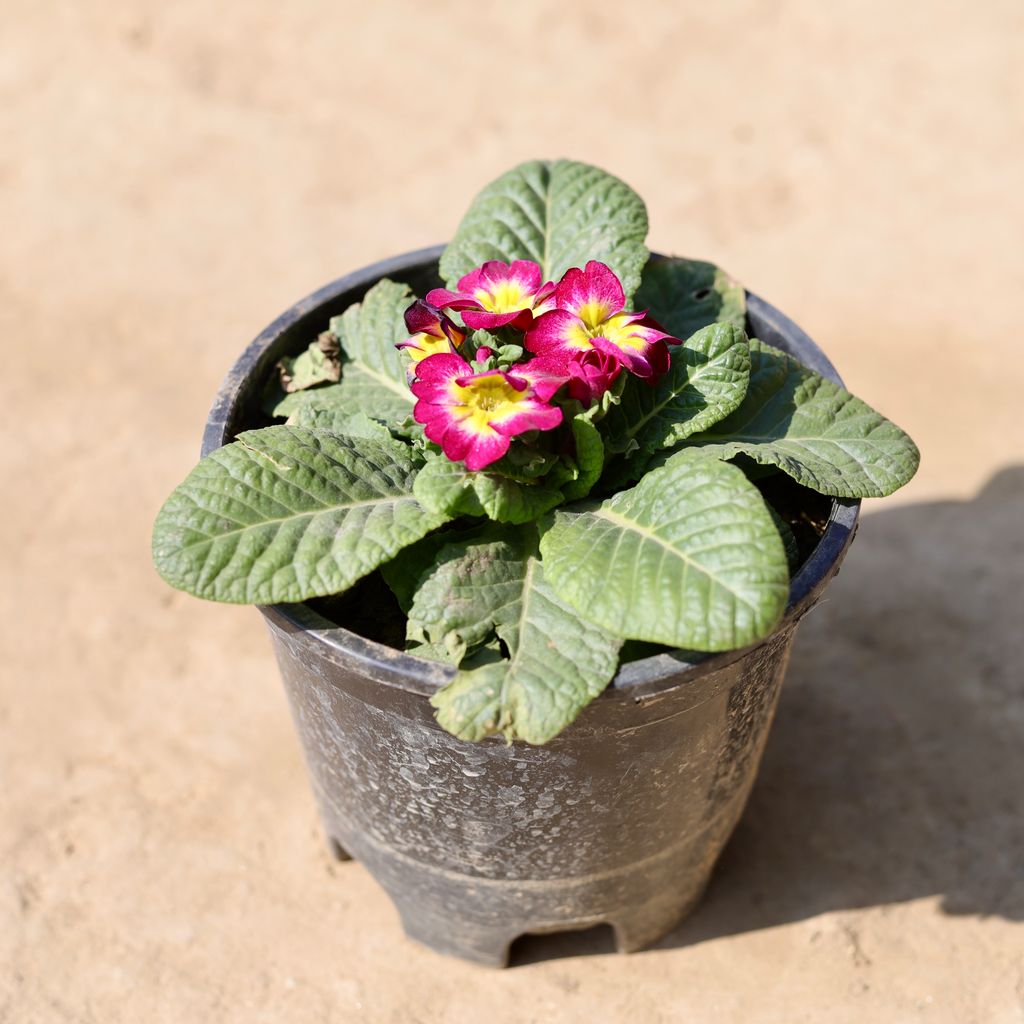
xmin=3 ymin=2 xmax=1022 ymax=1021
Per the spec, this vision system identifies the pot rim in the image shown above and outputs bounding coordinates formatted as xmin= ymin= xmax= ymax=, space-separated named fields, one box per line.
xmin=202 ymin=245 xmax=860 ymax=699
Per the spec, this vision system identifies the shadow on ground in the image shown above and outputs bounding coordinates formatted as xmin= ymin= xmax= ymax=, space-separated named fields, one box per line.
xmin=515 ymin=466 xmax=1024 ymax=964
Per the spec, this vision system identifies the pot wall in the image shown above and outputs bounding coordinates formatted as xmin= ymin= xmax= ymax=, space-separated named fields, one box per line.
xmin=268 ymin=607 xmax=798 ymax=964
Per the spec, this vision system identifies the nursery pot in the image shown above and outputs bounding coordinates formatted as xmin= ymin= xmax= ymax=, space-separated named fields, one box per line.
xmin=203 ymin=246 xmax=860 ymax=966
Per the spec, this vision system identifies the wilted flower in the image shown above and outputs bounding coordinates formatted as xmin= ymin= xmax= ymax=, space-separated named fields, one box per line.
xmin=525 ymin=261 xmax=677 ymax=379
xmin=411 ymin=352 xmax=563 ymax=471
xmin=397 ymin=300 xmax=467 ymax=368
xmin=427 ymin=260 xmax=555 ymax=331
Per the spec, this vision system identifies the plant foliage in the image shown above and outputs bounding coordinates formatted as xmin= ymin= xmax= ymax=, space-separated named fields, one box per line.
xmin=154 ymin=159 xmax=919 ymax=743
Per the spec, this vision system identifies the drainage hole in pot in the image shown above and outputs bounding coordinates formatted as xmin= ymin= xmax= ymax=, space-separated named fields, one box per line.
xmin=508 ymin=923 xmax=617 ymax=966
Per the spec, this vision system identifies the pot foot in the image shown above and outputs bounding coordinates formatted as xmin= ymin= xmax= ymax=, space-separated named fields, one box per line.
xmin=611 ymin=880 xmax=711 ymax=953
xmin=394 ymin=902 xmax=514 ymax=967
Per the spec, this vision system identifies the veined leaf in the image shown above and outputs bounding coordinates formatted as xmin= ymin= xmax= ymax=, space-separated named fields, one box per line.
xmin=439 ymin=160 xmax=649 ymax=298
xmin=152 ymin=427 xmax=449 ymax=604
xmin=409 ymin=531 xmax=532 ymax=661
xmin=269 ymin=384 xmax=339 ymax=418
xmin=381 ymin=525 xmax=483 ymax=614
xmin=560 ymin=414 xmax=605 ymax=501
xmin=539 ymin=450 xmax=789 ymax=650
xmin=272 ymin=279 xmax=416 ymax=423
xmin=636 ymin=256 xmax=746 ymax=339
xmin=413 ymin=455 xmax=563 ymax=525
xmin=602 ymin=322 xmax=751 ymax=454
xmin=330 ymin=278 xmax=414 ymax=391
xmin=288 ymin=406 xmax=403 ymax=446
xmin=416 ymin=531 xmax=622 ymax=744
xmin=674 ymin=340 xmax=921 ymax=498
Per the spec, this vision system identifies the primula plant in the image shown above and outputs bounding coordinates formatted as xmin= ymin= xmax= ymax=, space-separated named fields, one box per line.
xmin=153 ymin=159 xmax=919 ymax=745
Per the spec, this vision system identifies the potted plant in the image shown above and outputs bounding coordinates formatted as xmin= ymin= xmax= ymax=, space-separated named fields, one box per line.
xmin=152 ymin=159 xmax=919 ymax=966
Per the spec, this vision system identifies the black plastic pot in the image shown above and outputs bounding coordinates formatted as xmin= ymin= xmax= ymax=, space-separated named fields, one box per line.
xmin=202 ymin=246 xmax=859 ymax=966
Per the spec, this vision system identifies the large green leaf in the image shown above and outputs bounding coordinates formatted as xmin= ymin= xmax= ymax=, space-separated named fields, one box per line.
xmin=380 ymin=527 xmax=475 ymax=614
xmin=635 ymin=256 xmax=746 ymax=339
xmin=602 ymin=322 xmax=751 ymax=454
xmin=439 ymin=160 xmax=649 ymax=297
xmin=152 ymin=427 xmax=449 ymax=603
xmin=272 ymin=279 xmax=416 ymax=422
xmin=408 ymin=531 xmax=533 ymax=661
xmin=674 ymin=340 xmax=921 ymax=498
xmin=330 ymin=278 xmax=416 ymax=421
xmin=413 ymin=455 xmax=563 ymax=525
xmin=415 ymin=531 xmax=622 ymax=744
xmin=288 ymin=406 xmax=406 ymax=447
xmin=539 ymin=450 xmax=789 ymax=650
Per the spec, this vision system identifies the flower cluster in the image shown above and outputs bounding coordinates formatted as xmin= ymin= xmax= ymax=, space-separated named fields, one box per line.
xmin=398 ymin=260 xmax=680 ymax=470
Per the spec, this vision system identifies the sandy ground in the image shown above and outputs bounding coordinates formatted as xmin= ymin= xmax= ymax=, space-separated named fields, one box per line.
xmin=3 ymin=1 xmax=1023 ymax=1021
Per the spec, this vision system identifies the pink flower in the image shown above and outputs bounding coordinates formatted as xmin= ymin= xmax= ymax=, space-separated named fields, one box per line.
xmin=525 ymin=348 xmax=623 ymax=406
xmin=426 ymin=260 xmax=556 ymax=331
xmin=411 ymin=353 xmax=563 ymax=471
xmin=396 ymin=300 xmax=467 ymax=368
xmin=524 ymin=261 xmax=677 ymax=380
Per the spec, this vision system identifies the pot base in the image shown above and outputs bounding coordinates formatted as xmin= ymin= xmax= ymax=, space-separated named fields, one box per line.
xmin=326 ymin=827 xmax=720 ymax=967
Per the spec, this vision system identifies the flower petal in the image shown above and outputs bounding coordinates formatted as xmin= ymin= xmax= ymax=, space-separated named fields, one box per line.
xmin=524 ymin=309 xmax=592 ymax=356
xmin=591 ymin=334 xmax=670 ymax=380
xmin=413 ymin=351 xmax=471 ymax=383
xmin=445 ymin=423 xmax=512 ymax=471
xmin=425 ymin=287 xmax=481 ymax=313
xmin=555 ymin=261 xmax=626 ymax=325
xmin=399 ymin=302 xmax=467 ymax=370
xmin=517 ymin=356 xmax=571 ymax=401
xmin=412 ymin=359 xmax=563 ymax=470
xmin=488 ymin=398 xmax=564 ymax=437
xmin=462 ymin=309 xmax=532 ymax=331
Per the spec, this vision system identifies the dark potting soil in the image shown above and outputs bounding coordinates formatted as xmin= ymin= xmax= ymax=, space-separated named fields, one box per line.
xmin=306 ymin=469 xmax=832 ymax=662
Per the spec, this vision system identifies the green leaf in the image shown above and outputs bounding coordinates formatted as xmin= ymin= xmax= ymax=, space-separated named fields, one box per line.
xmin=539 ymin=450 xmax=789 ymax=650
xmin=413 ymin=456 xmax=563 ymax=525
xmin=674 ymin=340 xmax=921 ymax=498
xmin=330 ymin=278 xmax=413 ymax=387
xmin=288 ymin=406 xmax=401 ymax=445
xmin=635 ymin=256 xmax=746 ymax=339
xmin=405 ymin=640 xmax=461 ymax=665
xmin=152 ymin=427 xmax=450 ymax=604
xmin=266 ymin=279 xmax=417 ymax=424
xmin=439 ymin=160 xmax=649 ymax=298
xmin=330 ymin=278 xmax=417 ymax=423
xmin=559 ymin=414 xmax=604 ymax=501
xmin=380 ymin=525 xmax=479 ymax=614
xmin=268 ymin=384 xmax=339 ymax=418
xmin=602 ymin=322 xmax=751 ymax=454
xmin=409 ymin=530 xmax=532 ymax=661
xmin=420 ymin=532 xmax=622 ymax=744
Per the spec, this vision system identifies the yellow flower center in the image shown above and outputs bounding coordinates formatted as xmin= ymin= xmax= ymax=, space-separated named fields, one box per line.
xmin=565 ymin=311 xmax=645 ymax=352
xmin=577 ymin=300 xmax=614 ymax=329
xmin=407 ymin=332 xmax=455 ymax=364
xmin=475 ymin=280 xmax=529 ymax=313
xmin=450 ymin=373 xmax=527 ymax=430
